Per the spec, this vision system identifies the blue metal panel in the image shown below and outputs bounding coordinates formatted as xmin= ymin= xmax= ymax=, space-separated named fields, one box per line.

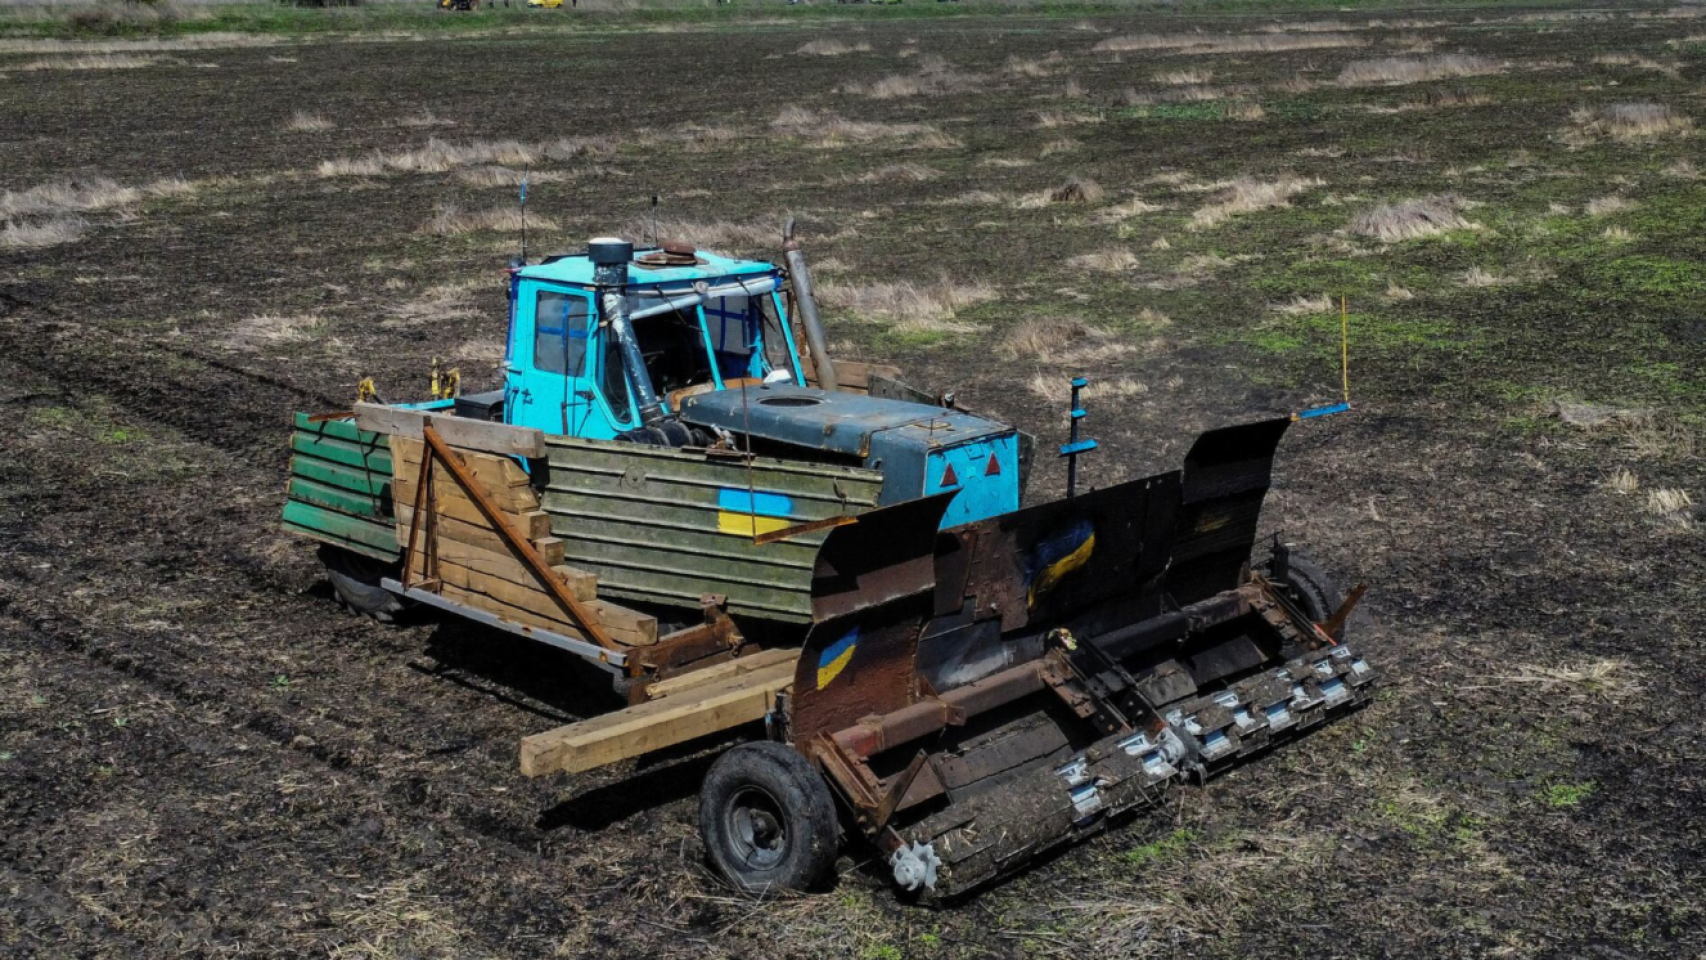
xmin=505 ymin=281 xmax=625 ymax=439
xmin=927 ymin=434 xmax=1021 ymax=528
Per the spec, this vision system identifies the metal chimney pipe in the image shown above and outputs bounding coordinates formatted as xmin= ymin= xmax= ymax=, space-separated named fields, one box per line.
xmin=588 ymin=237 xmax=665 ymax=426
xmin=782 ymin=218 xmax=839 ymax=393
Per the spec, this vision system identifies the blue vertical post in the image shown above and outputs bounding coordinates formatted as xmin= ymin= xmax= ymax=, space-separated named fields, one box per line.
xmin=1059 ymin=376 xmax=1098 ymax=498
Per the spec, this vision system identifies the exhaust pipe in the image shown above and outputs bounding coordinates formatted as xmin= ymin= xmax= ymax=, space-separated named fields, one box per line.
xmin=589 ymin=237 xmax=665 ymax=426
xmin=782 ymin=218 xmax=839 ymax=393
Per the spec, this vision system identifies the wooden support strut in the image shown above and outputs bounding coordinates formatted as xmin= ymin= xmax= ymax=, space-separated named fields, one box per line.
xmin=408 ymin=420 xmax=618 ymax=652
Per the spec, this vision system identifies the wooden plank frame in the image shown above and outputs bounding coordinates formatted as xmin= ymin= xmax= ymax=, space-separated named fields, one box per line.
xmin=402 ymin=420 xmax=618 ymax=652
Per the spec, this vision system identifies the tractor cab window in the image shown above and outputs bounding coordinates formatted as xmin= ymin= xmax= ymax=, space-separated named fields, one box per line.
xmin=703 ymin=292 xmax=795 ymax=383
xmin=630 ymin=296 xmax=714 ymax=398
xmin=534 ymin=290 xmax=590 ymax=376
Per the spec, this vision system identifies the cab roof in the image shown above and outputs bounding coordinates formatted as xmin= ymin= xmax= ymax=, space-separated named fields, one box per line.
xmin=516 ymin=247 xmax=779 ymax=289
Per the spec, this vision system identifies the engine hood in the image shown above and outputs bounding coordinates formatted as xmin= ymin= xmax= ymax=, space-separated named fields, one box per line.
xmin=677 ymin=384 xmax=1010 ymax=459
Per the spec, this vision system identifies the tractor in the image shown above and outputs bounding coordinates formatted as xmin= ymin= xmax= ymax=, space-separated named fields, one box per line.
xmin=282 ymin=229 xmax=1375 ymax=898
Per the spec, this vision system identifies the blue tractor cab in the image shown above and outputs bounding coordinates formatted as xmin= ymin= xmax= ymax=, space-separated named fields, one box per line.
xmin=499 ymin=238 xmax=1021 ymax=528
xmin=504 ymin=245 xmax=800 ymax=440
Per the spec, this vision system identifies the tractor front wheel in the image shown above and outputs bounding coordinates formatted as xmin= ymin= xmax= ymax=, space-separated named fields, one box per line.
xmin=700 ymin=741 xmax=839 ymax=894
xmin=319 ymin=545 xmax=407 ymax=623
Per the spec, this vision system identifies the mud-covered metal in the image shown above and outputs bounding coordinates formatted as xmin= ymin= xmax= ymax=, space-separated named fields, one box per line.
xmin=787 ymin=415 xmax=1379 ymax=899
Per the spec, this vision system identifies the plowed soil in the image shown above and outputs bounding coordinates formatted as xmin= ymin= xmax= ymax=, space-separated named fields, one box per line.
xmin=3 ymin=3 xmax=1703 ymax=958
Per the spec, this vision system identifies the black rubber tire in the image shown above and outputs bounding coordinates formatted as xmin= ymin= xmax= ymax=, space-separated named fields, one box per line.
xmin=318 ymin=545 xmax=406 ymax=624
xmin=700 ymin=741 xmax=839 ymax=895
xmin=1278 ymin=552 xmax=1347 ymax=642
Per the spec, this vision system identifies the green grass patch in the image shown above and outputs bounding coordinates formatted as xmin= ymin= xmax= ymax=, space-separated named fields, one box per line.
xmin=1539 ymin=780 xmax=1595 ymax=808
xmin=1122 ymin=826 xmax=1197 ymax=867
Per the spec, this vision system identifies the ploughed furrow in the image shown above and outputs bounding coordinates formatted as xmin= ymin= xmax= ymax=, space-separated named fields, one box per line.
xmin=0 ymin=312 xmax=341 ymax=467
xmin=0 ymin=596 xmax=567 ymax=856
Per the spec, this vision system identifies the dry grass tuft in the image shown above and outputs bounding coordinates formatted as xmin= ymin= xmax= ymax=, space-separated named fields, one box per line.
xmin=1460 ymin=265 xmax=1508 ymax=287
xmin=1592 ymin=53 xmax=1683 ymax=78
xmin=385 ymin=281 xmax=484 ymax=328
xmin=0 ymin=216 xmax=87 ymax=250
xmin=319 ymin=138 xmax=544 ymax=178
xmin=1605 ymin=468 xmax=1640 ymax=495
xmin=1067 ymin=248 xmax=1139 ymax=273
xmin=1226 ymin=101 xmax=1267 ymax=121
xmin=840 ymin=55 xmax=978 ymax=99
xmin=1643 ymin=488 xmax=1694 ymax=517
xmin=1494 ymin=659 xmax=1641 ymax=699
xmin=1601 ymin=225 xmax=1634 ymax=242
xmin=1337 ymin=54 xmax=1503 ymax=85
xmin=1385 ymin=281 xmax=1415 ymax=300
xmin=817 ymin=275 xmax=995 ymax=327
xmin=1093 ymin=32 xmax=1363 ymax=55
xmin=771 ymin=106 xmax=955 ymax=149
xmin=1040 ymin=137 xmax=1081 ymax=157
xmin=1094 ymin=196 xmax=1165 ymax=223
xmin=1004 ymin=53 xmax=1063 ymax=78
xmin=1083 ymin=377 xmax=1147 ymax=399
xmin=1585 ymin=195 xmax=1635 ymax=216
xmin=20 ymin=53 xmax=169 ymax=71
xmin=1661 ymin=159 xmax=1698 ymax=179
xmin=419 ymin=204 xmax=558 ymax=236
xmin=1350 ymin=195 xmax=1473 ymax=242
xmin=1570 ymin=102 xmax=1695 ymax=142
xmin=1273 ymin=294 xmax=1333 ymax=315
xmin=398 ymin=109 xmax=455 ymax=129
xmin=455 ymin=166 xmax=567 ymax=188
xmin=285 ymin=110 xmax=335 ymax=133
xmin=0 ymin=178 xmax=144 ymax=218
xmin=1155 ymin=67 xmax=1213 ymax=85
xmin=796 ymin=39 xmax=872 ymax=56
xmin=1191 ymin=175 xmax=1322 ymax=229
xmin=846 ymin=163 xmax=942 ymax=184
xmin=1002 ymin=317 xmax=1133 ymax=364
xmin=227 ymin=312 xmax=330 ymax=352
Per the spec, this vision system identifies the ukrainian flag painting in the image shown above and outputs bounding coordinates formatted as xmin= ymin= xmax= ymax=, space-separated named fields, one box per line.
xmin=716 ymin=488 xmax=795 ymax=538
xmin=1026 ymin=517 xmax=1096 ymax=610
xmin=816 ymin=627 xmax=860 ymax=690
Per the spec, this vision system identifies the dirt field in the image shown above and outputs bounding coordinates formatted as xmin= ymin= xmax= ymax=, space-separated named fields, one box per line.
xmin=3 ymin=2 xmax=1704 ymax=957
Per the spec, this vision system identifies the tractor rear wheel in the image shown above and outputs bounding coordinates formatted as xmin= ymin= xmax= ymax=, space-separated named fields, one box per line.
xmin=700 ymin=741 xmax=839 ymax=894
xmin=319 ymin=545 xmax=406 ymax=623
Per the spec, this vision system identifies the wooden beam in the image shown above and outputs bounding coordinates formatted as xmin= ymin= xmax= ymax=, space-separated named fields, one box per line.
xmin=396 ymin=507 xmax=565 ymax=564
xmin=411 ymin=556 xmax=597 ymax=604
xmin=418 ymin=423 xmax=614 ymax=650
xmin=356 ymin=403 xmax=546 ymax=459
xmin=391 ymin=437 xmax=534 ymax=491
xmin=438 ymin=584 xmax=654 ymax=647
xmin=408 ymin=537 xmax=594 ymax=596
xmin=519 ymin=660 xmax=797 ymax=776
xmin=646 ymin=647 xmax=801 ymax=700
xmin=393 ymin=474 xmax=539 ymax=513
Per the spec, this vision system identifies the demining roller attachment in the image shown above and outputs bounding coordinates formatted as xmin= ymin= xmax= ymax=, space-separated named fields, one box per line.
xmin=787 ymin=416 xmax=1381 ymax=898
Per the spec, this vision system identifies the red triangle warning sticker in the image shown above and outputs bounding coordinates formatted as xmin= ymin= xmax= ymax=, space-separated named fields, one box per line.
xmin=986 ymin=453 xmax=1002 ymax=476
xmin=940 ymin=463 xmax=959 ymax=488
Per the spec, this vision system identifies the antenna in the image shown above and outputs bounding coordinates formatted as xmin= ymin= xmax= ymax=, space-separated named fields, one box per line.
xmin=650 ymin=194 xmax=660 ymax=248
xmin=519 ymin=167 xmax=530 ymax=264
xmin=1292 ymin=294 xmax=1352 ymax=421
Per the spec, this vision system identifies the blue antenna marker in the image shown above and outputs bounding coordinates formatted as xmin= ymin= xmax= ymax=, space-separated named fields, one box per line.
xmin=1060 ymin=376 xmax=1098 ymax=498
xmin=1293 ymin=294 xmax=1353 ymax=422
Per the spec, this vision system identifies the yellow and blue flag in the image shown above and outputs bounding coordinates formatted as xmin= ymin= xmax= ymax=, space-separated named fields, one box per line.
xmin=816 ymin=627 xmax=860 ymax=690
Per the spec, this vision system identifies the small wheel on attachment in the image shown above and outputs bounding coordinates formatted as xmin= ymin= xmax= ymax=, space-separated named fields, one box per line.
xmin=318 ymin=545 xmax=406 ymax=623
xmin=700 ymin=741 xmax=839 ymax=894
xmin=1276 ymin=551 xmax=1347 ymax=642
